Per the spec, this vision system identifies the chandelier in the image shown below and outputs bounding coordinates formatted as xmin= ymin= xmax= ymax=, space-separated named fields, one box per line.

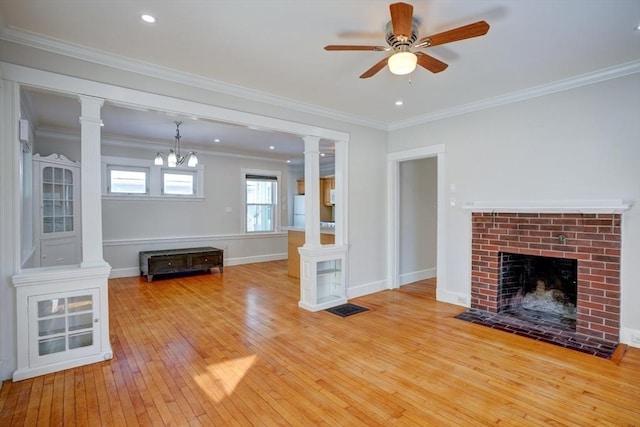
xmin=154 ymin=121 xmax=198 ymax=167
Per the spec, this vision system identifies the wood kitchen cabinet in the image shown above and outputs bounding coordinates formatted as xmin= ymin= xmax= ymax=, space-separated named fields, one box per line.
xmin=296 ymin=179 xmax=305 ymax=195
xmin=322 ymin=177 xmax=335 ymax=207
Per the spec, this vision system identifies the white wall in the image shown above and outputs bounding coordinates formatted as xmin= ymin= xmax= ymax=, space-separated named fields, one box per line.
xmin=388 ymin=73 xmax=640 ymax=345
xmin=399 ymin=157 xmax=437 ymax=284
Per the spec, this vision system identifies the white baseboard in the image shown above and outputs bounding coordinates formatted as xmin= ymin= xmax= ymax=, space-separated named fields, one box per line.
xmin=436 ymin=288 xmax=470 ymax=307
xmin=347 ymin=279 xmax=388 ymax=299
xmin=399 ymin=268 xmax=436 ymax=286
xmin=109 ymin=253 xmax=288 ymax=278
xmin=620 ymin=327 xmax=640 ymax=348
xmin=225 ymin=253 xmax=287 ymax=266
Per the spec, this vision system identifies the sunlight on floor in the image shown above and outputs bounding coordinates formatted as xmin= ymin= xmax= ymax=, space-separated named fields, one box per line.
xmin=193 ymin=355 xmax=257 ymax=402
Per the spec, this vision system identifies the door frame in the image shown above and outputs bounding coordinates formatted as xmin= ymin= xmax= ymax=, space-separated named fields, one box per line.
xmin=387 ymin=144 xmax=446 ymax=292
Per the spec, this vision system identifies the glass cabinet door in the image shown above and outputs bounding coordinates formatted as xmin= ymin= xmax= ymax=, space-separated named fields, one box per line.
xmin=41 ymin=165 xmax=75 ymax=235
xmin=29 ymin=289 xmax=100 ymax=366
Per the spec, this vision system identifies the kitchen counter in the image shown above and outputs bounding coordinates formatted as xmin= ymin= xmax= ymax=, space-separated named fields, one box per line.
xmin=287 ymin=229 xmax=335 ymax=278
xmin=280 ymin=225 xmax=335 ymax=234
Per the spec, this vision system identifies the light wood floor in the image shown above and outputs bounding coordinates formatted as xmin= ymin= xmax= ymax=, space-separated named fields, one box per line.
xmin=1 ymin=261 xmax=639 ymax=426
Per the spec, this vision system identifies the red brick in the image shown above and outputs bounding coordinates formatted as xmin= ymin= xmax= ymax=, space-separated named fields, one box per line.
xmin=592 ymin=268 xmax=619 ymax=278
xmin=540 ymin=250 xmax=565 ymax=258
xmin=551 ymin=219 xmax=578 ymax=225
xmin=580 ymin=301 xmax=605 ymax=311
xmin=576 ymin=232 xmax=604 ymax=241
xmin=583 ymin=219 xmax=613 ymax=226
xmin=581 ymin=261 xmax=606 ymax=269
xmin=591 ymin=255 xmax=620 ymax=263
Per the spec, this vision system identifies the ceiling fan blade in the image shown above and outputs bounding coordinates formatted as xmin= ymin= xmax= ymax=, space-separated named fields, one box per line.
xmin=359 ymin=57 xmax=390 ymax=79
xmin=389 ymin=2 xmax=414 ymax=38
xmin=415 ymin=21 xmax=490 ymax=48
xmin=325 ymin=45 xmax=389 ymax=51
xmin=415 ymin=52 xmax=448 ymax=73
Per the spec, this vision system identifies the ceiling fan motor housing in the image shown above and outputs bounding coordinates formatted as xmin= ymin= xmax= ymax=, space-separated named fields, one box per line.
xmin=385 ymin=19 xmax=419 ymax=52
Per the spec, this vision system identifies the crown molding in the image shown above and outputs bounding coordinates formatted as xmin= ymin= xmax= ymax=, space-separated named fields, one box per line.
xmin=35 ymin=126 xmax=288 ymax=164
xmin=0 ymin=27 xmax=386 ymax=130
xmin=388 ymin=60 xmax=640 ymax=131
xmin=2 ymin=27 xmax=638 ymax=133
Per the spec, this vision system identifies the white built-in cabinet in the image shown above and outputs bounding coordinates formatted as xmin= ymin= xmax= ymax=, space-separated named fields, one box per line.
xmin=298 ymin=246 xmax=347 ymax=311
xmin=12 ymin=265 xmax=113 ymax=381
xmin=33 ymin=153 xmax=81 ymax=267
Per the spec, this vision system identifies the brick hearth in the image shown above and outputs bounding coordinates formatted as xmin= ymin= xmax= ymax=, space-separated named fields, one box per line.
xmin=471 ymin=212 xmax=621 ymax=342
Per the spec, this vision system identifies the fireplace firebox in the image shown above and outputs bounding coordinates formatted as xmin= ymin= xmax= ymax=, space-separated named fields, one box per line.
xmin=499 ymin=252 xmax=577 ymax=329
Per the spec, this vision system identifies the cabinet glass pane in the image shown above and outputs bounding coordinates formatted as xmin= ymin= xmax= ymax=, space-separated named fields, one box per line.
xmin=38 ymin=298 xmax=66 ymax=317
xmin=54 ymin=201 xmax=63 ymax=216
xmin=39 ymin=336 xmax=66 ymax=356
xmin=69 ymin=331 xmax=93 ymax=349
xmin=68 ymin=313 xmax=93 ymax=331
xmin=43 ymin=217 xmax=53 ymax=233
xmin=53 ymin=184 xmax=62 ymax=201
xmin=54 ymin=217 xmax=65 ymax=232
xmin=68 ymin=295 xmax=93 ymax=313
xmin=63 ymin=201 xmax=73 ymax=216
xmin=42 ymin=183 xmax=54 ymax=200
xmin=54 ymin=167 xmax=63 ymax=183
xmin=65 ymin=185 xmax=74 ymax=201
xmin=43 ymin=200 xmax=53 ymax=216
xmin=42 ymin=166 xmax=53 ymax=183
xmin=64 ymin=169 xmax=73 ymax=184
xmin=64 ymin=216 xmax=73 ymax=232
xmin=38 ymin=317 xmax=66 ymax=336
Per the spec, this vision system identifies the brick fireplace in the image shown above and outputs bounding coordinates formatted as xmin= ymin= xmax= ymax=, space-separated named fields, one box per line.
xmin=471 ymin=212 xmax=621 ymax=343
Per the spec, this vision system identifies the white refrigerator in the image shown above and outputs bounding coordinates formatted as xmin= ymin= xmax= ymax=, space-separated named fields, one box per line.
xmin=293 ymin=195 xmax=305 ymax=228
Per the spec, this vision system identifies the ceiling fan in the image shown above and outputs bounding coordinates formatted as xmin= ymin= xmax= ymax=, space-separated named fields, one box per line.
xmin=324 ymin=2 xmax=490 ymax=79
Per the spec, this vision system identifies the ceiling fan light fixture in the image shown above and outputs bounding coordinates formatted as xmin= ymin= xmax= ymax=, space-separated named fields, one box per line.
xmin=388 ymin=51 xmax=417 ymax=75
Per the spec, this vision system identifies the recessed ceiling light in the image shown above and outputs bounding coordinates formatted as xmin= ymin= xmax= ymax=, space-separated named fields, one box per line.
xmin=320 ymin=153 xmax=326 ymax=157
xmin=269 ymin=146 xmax=275 ymax=150
xmin=395 ymin=100 xmax=404 ymax=106
xmin=286 ymin=160 xmax=291 ymax=163
xmin=213 ymin=138 xmax=220 ymax=143
xmin=141 ymin=14 xmax=156 ymax=23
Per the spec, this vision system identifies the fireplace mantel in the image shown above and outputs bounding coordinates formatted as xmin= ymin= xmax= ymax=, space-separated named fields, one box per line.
xmin=463 ymin=199 xmax=632 ymax=214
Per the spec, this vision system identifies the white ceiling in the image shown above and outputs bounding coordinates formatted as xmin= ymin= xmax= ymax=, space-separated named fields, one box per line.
xmin=1 ymin=1 xmax=639 ymax=160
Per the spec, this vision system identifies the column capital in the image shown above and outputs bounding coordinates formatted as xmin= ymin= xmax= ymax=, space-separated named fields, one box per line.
xmin=77 ymin=95 xmax=105 ymax=108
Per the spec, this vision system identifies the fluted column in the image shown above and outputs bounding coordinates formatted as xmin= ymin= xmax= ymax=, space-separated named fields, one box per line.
xmin=78 ymin=95 xmax=106 ymax=267
xmin=302 ymin=136 xmax=321 ymax=248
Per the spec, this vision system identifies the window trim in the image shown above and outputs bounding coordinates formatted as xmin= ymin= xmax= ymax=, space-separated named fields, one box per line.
xmin=101 ymin=156 xmax=204 ymax=200
xmin=242 ymin=168 xmax=281 ymax=233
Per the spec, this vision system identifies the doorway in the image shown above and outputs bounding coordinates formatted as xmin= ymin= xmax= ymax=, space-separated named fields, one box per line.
xmin=387 ymin=145 xmax=445 ymax=295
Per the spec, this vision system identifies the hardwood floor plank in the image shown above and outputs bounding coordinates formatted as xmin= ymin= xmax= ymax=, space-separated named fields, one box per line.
xmin=1 ymin=261 xmax=639 ymax=426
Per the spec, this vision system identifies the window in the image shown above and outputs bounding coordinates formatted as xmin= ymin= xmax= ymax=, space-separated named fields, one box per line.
xmin=245 ymin=173 xmax=278 ymax=232
xmin=162 ymin=170 xmax=195 ymax=196
xmin=101 ymin=156 xmax=204 ymax=199
xmin=107 ymin=166 xmax=148 ymax=194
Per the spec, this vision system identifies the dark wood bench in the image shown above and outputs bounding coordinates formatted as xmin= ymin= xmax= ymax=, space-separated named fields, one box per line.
xmin=139 ymin=247 xmax=223 ymax=282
